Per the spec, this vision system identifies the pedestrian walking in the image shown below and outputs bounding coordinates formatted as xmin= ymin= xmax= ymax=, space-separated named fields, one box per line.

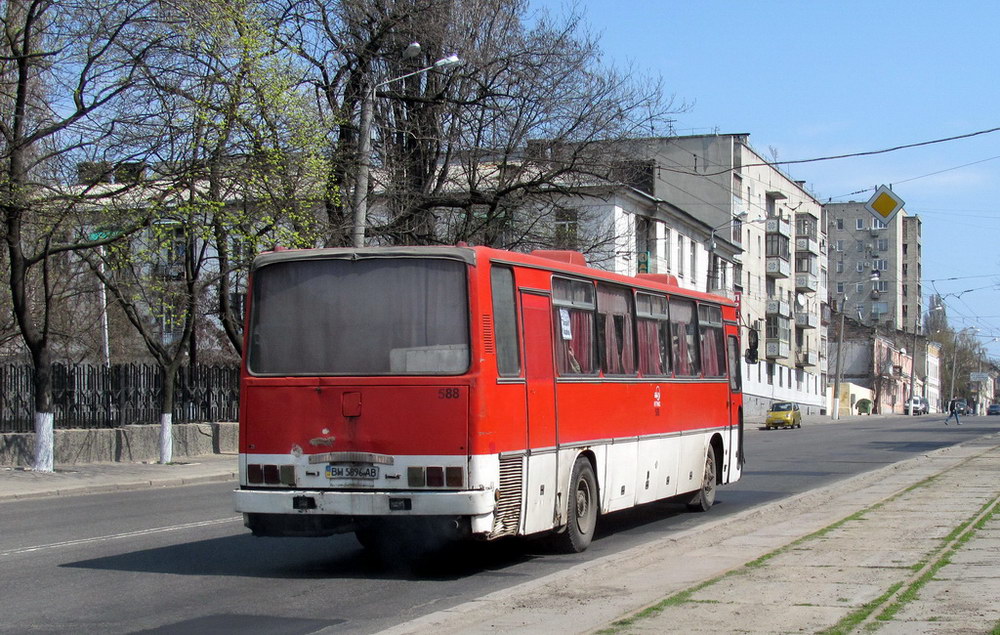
xmin=945 ymin=399 xmax=962 ymax=425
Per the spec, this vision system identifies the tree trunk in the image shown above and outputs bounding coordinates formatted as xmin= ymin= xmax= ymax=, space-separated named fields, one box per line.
xmin=159 ymin=366 xmax=177 ymax=464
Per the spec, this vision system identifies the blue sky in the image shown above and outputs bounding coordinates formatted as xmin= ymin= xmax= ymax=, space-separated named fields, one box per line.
xmin=529 ymin=0 xmax=1000 ymax=360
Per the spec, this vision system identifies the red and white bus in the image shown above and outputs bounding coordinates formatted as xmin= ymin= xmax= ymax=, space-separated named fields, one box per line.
xmin=235 ymin=245 xmax=745 ymax=552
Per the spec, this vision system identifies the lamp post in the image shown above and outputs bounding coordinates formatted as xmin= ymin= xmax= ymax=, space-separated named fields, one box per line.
xmin=352 ymin=52 xmax=462 ymax=248
xmin=907 ymin=319 xmax=920 ymax=412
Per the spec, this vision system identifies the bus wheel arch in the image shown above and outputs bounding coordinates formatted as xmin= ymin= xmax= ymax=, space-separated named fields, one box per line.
xmin=687 ymin=436 xmax=721 ymax=512
xmin=553 ymin=452 xmax=599 ymax=553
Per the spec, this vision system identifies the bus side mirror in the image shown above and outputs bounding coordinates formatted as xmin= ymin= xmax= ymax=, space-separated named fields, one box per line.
xmin=745 ymin=328 xmax=759 ymax=364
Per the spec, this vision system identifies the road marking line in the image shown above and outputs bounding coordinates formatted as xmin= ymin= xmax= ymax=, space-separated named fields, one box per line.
xmin=0 ymin=517 xmax=242 ymax=557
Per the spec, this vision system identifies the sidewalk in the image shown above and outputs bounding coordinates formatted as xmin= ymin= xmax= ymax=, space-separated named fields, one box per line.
xmin=0 ymin=453 xmax=238 ymax=501
xmin=385 ymin=432 xmax=1000 ymax=635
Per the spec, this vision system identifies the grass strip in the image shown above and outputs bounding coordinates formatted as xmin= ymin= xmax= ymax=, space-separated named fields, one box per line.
xmin=598 ymin=457 xmax=994 ymax=635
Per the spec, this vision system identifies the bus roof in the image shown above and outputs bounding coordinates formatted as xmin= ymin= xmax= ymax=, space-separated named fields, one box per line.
xmin=252 ymin=245 xmax=736 ymax=308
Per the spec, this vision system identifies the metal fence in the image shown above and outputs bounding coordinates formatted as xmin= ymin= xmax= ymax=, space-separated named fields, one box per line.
xmin=0 ymin=363 xmax=240 ymax=433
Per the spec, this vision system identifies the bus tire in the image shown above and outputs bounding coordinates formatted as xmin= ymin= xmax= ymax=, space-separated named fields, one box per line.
xmin=354 ymin=527 xmax=381 ymax=550
xmin=554 ymin=457 xmax=598 ymax=553
xmin=687 ymin=447 xmax=717 ymax=512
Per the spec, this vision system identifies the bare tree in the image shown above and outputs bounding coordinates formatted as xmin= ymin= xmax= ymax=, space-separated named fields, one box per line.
xmin=78 ymin=0 xmax=328 ymax=462
xmin=1 ymin=0 xmax=165 ymax=471
xmin=276 ymin=0 xmax=678 ymax=249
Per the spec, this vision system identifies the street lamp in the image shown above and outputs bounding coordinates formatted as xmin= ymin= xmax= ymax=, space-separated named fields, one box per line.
xmin=352 ymin=50 xmax=463 ymax=248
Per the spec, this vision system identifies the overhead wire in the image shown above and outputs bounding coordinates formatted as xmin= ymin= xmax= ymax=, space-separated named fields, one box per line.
xmin=657 ymin=125 xmax=1000 ymax=178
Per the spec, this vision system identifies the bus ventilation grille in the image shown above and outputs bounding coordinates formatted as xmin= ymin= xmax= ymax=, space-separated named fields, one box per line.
xmin=482 ymin=314 xmax=495 ymax=354
xmin=490 ymin=456 xmax=523 ymax=538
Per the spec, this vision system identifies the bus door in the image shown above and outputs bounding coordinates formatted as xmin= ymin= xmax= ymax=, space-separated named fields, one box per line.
xmin=519 ymin=290 xmax=559 ymax=533
xmin=726 ymin=333 xmax=744 ymax=482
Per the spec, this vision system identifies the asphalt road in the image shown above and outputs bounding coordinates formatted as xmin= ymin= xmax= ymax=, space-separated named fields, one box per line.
xmin=1 ymin=414 xmax=995 ymax=634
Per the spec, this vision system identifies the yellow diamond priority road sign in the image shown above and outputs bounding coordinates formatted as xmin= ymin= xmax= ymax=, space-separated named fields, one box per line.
xmin=864 ymin=185 xmax=904 ymax=222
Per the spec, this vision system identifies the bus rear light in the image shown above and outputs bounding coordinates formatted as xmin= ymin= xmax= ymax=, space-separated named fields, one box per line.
xmin=247 ymin=464 xmax=264 ymax=484
xmin=406 ymin=466 xmax=462 ymax=487
xmin=263 ymin=464 xmax=280 ymax=484
xmin=426 ymin=466 xmax=445 ymax=487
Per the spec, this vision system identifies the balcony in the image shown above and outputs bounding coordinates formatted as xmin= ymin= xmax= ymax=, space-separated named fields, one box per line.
xmin=765 ymin=338 xmax=791 ymax=359
xmin=795 ymin=310 xmax=819 ymax=329
xmin=795 ymin=236 xmax=820 ymax=255
xmin=796 ymin=348 xmax=819 ymax=367
xmin=766 ymin=298 xmax=792 ymax=317
xmin=765 ymin=256 xmax=791 ymax=278
xmin=765 ymin=217 xmax=792 ymax=238
xmin=795 ymin=273 xmax=819 ymax=292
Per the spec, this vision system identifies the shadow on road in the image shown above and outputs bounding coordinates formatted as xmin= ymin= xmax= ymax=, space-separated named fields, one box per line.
xmin=62 ymin=531 xmax=543 ymax=581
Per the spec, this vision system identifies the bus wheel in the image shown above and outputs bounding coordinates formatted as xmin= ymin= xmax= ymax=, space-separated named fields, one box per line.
xmin=554 ymin=457 xmax=598 ymax=553
xmin=687 ymin=447 xmax=717 ymax=512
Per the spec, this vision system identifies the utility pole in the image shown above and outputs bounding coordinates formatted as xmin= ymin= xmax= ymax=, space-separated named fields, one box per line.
xmin=831 ymin=297 xmax=847 ymax=420
xmin=907 ymin=321 xmax=919 ymax=409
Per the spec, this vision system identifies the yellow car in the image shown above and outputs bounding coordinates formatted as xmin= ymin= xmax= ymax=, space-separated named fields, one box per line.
xmin=765 ymin=401 xmax=802 ymax=429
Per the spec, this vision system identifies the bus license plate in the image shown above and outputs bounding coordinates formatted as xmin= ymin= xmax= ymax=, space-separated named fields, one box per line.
xmin=326 ymin=465 xmax=379 ymax=479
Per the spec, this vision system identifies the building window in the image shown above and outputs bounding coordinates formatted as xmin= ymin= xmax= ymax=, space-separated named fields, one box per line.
xmin=872 ymin=218 xmax=886 ymax=229
xmin=856 ymin=218 xmax=864 ymax=230
xmin=676 ymin=235 xmax=684 ymax=277
xmin=877 ymin=238 xmax=889 ymax=251
xmin=836 ymin=218 xmax=844 ymax=231
xmin=690 ymin=243 xmax=697 ymax=283
xmin=856 ymin=262 xmax=864 ymax=273
xmin=902 ymin=263 xmax=908 ymax=276
xmin=836 ymin=260 xmax=844 ymax=273
xmin=836 ymin=282 xmax=845 ymax=294
xmin=636 ymin=216 xmax=653 ymax=274
xmin=902 ymin=243 xmax=908 ymax=255
xmin=553 ymin=208 xmax=578 ymax=249
xmin=663 ymin=228 xmax=672 ymax=274
xmin=765 ymin=234 xmax=789 ymax=259
xmin=835 ymin=240 xmax=844 ymax=252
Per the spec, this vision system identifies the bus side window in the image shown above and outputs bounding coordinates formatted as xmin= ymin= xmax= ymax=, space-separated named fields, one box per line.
xmin=552 ymin=278 xmax=597 ymax=375
xmin=596 ymin=284 xmax=636 ymax=375
xmin=490 ymin=266 xmax=521 ymax=376
xmin=636 ymin=292 xmax=671 ymax=376
xmin=698 ymin=304 xmax=726 ymax=377
xmin=670 ymin=297 xmax=701 ymax=377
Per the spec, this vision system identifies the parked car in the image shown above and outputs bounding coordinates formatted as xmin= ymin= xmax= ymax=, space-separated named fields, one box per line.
xmin=949 ymin=399 xmax=971 ymax=416
xmin=904 ymin=397 xmax=929 ymax=415
xmin=765 ymin=401 xmax=802 ymax=429
xmin=987 ymin=404 xmax=1000 ymax=416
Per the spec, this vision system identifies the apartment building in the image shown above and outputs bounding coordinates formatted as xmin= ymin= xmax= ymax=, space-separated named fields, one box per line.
xmin=824 ymin=201 xmax=922 ymax=333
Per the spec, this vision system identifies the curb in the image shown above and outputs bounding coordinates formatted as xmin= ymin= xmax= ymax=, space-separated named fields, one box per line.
xmin=0 ymin=468 xmax=237 ymax=502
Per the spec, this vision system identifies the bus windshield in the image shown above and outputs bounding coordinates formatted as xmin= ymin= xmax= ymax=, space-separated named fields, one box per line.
xmin=247 ymin=257 xmax=469 ymax=376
